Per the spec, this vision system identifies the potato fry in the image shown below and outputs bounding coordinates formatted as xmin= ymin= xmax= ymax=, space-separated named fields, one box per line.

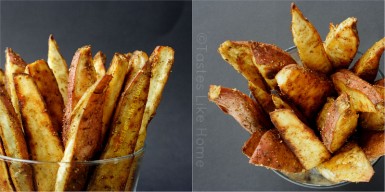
xmin=324 ymin=17 xmax=359 ymax=69
xmin=359 ymin=130 xmax=384 ymax=161
xmin=242 ymin=131 xmax=265 ymax=158
xmin=87 ymin=61 xmax=151 ymax=191
xmin=316 ymin=98 xmax=335 ymax=132
xmin=124 ymin=51 xmax=148 ymax=89
xmin=317 ymin=142 xmax=374 ymax=182
xmin=209 ymin=85 xmax=272 ymax=134
xmin=250 ymin=42 xmax=297 ymax=89
xmin=25 ymin=60 xmax=65 ymax=134
xmin=93 ymin=51 xmax=106 ymax=80
xmin=276 ymin=64 xmax=334 ymax=119
xmin=218 ymin=41 xmax=268 ymax=91
xmin=248 ymin=81 xmax=275 ymax=114
xmin=271 ymin=92 xmax=309 ymax=126
xmin=352 ymin=37 xmax=385 ymax=83
xmin=270 ymin=109 xmax=330 ymax=170
xmin=0 ymin=138 xmax=14 ymax=191
xmin=374 ymin=78 xmax=385 ymax=87
xmin=48 ymin=35 xmax=69 ymax=105
xmin=5 ymin=48 xmax=27 ymax=123
xmin=14 ymin=73 xmax=64 ymax=191
xmin=373 ymin=85 xmax=385 ymax=100
xmin=0 ymin=88 xmax=34 ymax=191
xmin=250 ymin=129 xmax=304 ymax=173
xmin=291 ymin=3 xmax=332 ymax=74
xmin=0 ymin=69 xmax=5 ymax=92
xmin=63 ymin=45 xmax=97 ymax=146
xmin=55 ymin=75 xmax=112 ymax=191
xmin=332 ymin=69 xmax=382 ymax=112
xmin=359 ymin=102 xmax=385 ymax=131
xmin=318 ymin=93 xmax=358 ymax=152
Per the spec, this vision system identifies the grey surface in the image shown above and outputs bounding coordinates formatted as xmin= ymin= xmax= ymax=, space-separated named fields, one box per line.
xmin=0 ymin=1 xmax=191 ymax=191
xmin=193 ymin=1 xmax=384 ymax=191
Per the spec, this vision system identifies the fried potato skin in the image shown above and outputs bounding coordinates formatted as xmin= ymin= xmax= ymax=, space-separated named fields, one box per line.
xmin=359 ymin=130 xmax=384 ymax=161
xmin=218 ymin=41 xmax=268 ymax=91
xmin=48 ymin=35 xmax=69 ymax=105
xmin=332 ymin=69 xmax=382 ymax=112
xmin=250 ymin=42 xmax=297 ymax=89
xmin=0 ymin=138 xmax=14 ymax=191
xmin=270 ymin=109 xmax=331 ymax=170
xmin=26 ymin=59 xmax=65 ymax=134
xmin=242 ymin=131 xmax=265 ymax=158
xmin=250 ymin=129 xmax=304 ymax=173
xmin=352 ymin=37 xmax=385 ymax=83
xmin=0 ymin=88 xmax=34 ymax=191
xmin=14 ymin=73 xmax=64 ymax=191
xmin=209 ymin=85 xmax=272 ymax=134
xmin=317 ymin=98 xmax=335 ymax=132
xmin=317 ymin=142 xmax=374 ymax=182
xmin=319 ymin=93 xmax=358 ymax=152
xmin=275 ymin=64 xmax=334 ymax=119
xmin=374 ymin=78 xmax=385 ymax=87
xmin=291 ymin=3 xmax=332 ymax=74
xmin=93 ymin=51 xmax=106 ymax=80
xmin=0 ymin=69 xmax=5 ymax=93
xmin=324 ymin=17 xmax=359 ymax=69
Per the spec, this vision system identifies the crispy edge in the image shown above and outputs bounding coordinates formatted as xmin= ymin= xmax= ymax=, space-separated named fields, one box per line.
xmin=93 ymin=51 xmax=106 ymax=80
xmin=359 ymin=130 xmax=385 ymax=161
xmin=248 ymin=82 xmax=275 ymax=114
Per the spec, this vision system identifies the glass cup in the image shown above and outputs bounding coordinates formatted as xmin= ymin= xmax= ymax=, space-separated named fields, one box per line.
xmin=271 ymin=46 xmax=383 ymax=189
xmin=0 ymin=147 xmax=144 ymax=191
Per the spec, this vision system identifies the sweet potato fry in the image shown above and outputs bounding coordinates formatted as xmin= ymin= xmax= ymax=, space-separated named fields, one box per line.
xmin=209 ymin=85 xmax=272 ymax=134
xmin=291 ymin=3 xmax=332 ymax=74
xmin=332 ymin=69 xmax=382 ymax=112
xmin=250 ymin=42 xmax=297 ymax=89
xmin=359 ymin=130 xmax=384 ymax=161
xmin=5 ymin=48 xmax=27 ymax=123
xmin=276 ymin=64 xmax=334 ymax=119
xmin=270 ymin=109 xmax=331 ymax=170
xmin=55 ymin=75 xmax=111 ymax=191
xmin=250 ymin=129 xmax=304 ymax=173
xmin=218 ymin=41 xmax=268 ymax=91
xmin=324 ymin=17 xmax=359 ymax=69
xmin=317 ymin=142 xmax=374 ymax=182
xmin=25 ymin=60 xmax=65 ymax=134
xmin=352 ymin=37 xmax=385 ymax=83
xmin=0 ymin=88 xmax=34 ymax=191
xmin=48 ymin=35 xmax=69 ymax=105
xmin=14 ymin=73 xmax=64 ymax=191
xmin=87 ymin=61 xmax=151 ymax=191
xmin=63 ymin=45 xmax=97 ymax=146
xmin=0 ymin=138 xmax=14 ymax=191
xmin=93 ymin=51 xmax=106 ymax=80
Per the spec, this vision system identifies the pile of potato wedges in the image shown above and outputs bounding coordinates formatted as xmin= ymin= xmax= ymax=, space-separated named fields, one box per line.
xmin=209 ymin=3 xmax=384 ymax=183
xmin=0 ymin=35 xmax=174 ymax=191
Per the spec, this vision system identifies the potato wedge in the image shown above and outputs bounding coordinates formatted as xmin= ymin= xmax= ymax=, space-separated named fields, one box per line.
xmin=291 ymin=3 xmax=332 ymax=74
xmin=373 ymin=85 xmax=385 ymax=100
xmin=318 ymin=93 xmax=358 ymax=152
xmin=359 ymin=130 xmax=384 ymax=161
xmin=248 ymin=82 xmax=275 ymax=114
xmin=218 ymin=41 xmax=268 ymax=91
xmin=55 ymin=75 xmax=112 ymax=191
xmin=270 ymin=109 xmax=331 ymax=170
xmin=14 ymin=73 xmax=64 ymax=191
xmin=124 ymin=51 xmax=148 ymax=89
xmin=275 ymin=64 xmax=334 ymax=119
xmin=250 ymin=129 xmax=304 ymax=173
xmin=359 ymin=102 xmax=385 ymax=131
xmin=5 ymin=48 xmax=27 ymax=123
xmin=209 ymin=85 xmax=272 ymax=134
xmin=63 ymin=45 xmax=97 ymax=146
xmin=87 ymin=61 xmax=151 ymax=191
xmin=324 ymin=17 xmax=359 ymax=69
xmin=332 ymin=69 xmax=382 ymax=112
xmin=317 ymin=142 xmax=374 ymax=182
xmin=0 ymin=88 xmax=34 ymax=191
xmin=352 ymin=37 xmax=385 ymax=83
xmin=242 ymin=131 xmax=265 ymax=158
xmin=316 ymin=98 xmax=335 ymax=132
xmin=271 ymin=92 xmax=309 ymax=126
xmin=0 ymin=69 xmax=5 ymax=92
xmin=100 ymin=53 xmax=131 ymax=142
xmin=48 ymin=35 xmax=69 ymax=105
xmin=250 ymin=42 xmax=297 ymax=89
xmin=0 ymin=138 xmax=14 ymax=191
xmin=25 ymin=60 xmax=65 ymax=134
xmin=374 ymin=78 xmax=385 ymax=87
xmin=93 ymin=51 xmax=106 ymax=80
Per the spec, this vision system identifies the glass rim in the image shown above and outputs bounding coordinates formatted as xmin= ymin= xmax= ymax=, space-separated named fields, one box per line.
xmin=0 ymin=146 xmax=145 ymax=165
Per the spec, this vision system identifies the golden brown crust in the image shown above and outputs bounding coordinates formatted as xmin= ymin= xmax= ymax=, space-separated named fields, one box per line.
xmin=374 ymin=78 xmax=385 ymax=87
xmin=242 ymin=131 xmax=265 ymax=158
xmin=250 ymin=129 xmax=304 ymax=173
xmin=93 ymin=51 xmax=106 ymax=80
xmin=359 ymin=130 xmax=384 ymax=161
xmin=0 ymin=138 xmax=14 ymax=191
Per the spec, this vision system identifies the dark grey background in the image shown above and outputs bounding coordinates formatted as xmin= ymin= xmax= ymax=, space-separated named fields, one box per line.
xmin=193 ymin=0 xmax=384 ymax=191
xmin=0 ymin=1 xmax=191 ymax=191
